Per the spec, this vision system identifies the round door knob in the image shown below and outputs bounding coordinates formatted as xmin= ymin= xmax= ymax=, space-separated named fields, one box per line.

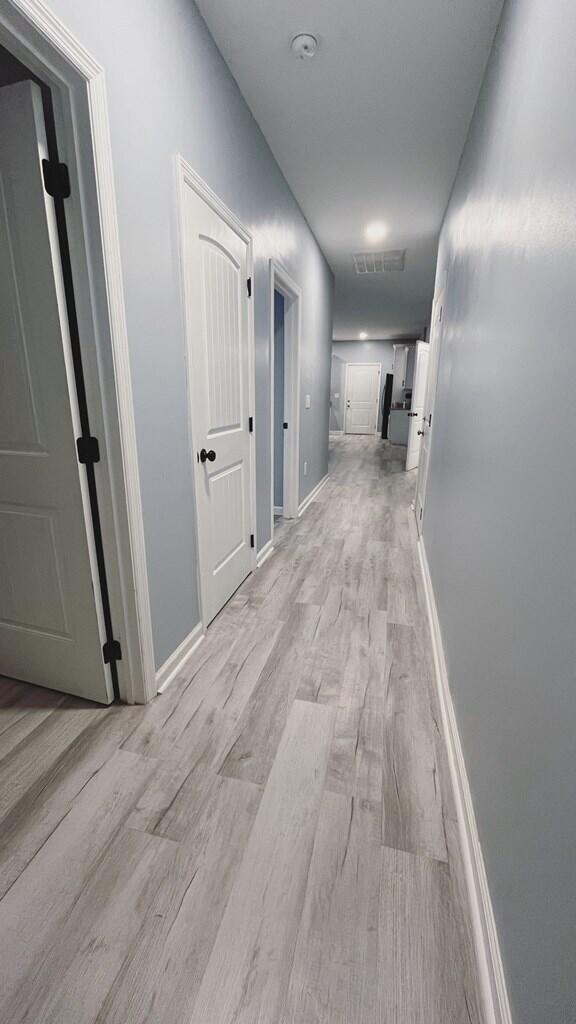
xmin=200 ymin=448 xmax=216 ymax=463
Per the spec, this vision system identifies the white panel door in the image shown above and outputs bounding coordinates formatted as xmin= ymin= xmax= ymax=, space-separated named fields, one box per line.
xmin=406 ymin=341 xmax=430 ymax=471
xmin=416 ymin=279 xmax=446 ymax=532
xmin=181 ymin=179 xmax=253 ymax=625
xmin=344 ymin=363 xmax=381 ymax=434
xmin=0 ymin=82 xmax=111 ymax=702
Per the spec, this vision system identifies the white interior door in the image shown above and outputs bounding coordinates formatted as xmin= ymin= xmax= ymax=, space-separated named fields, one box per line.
xmin=181 ymin=175 xmax=253 ymax=625
xmin=345 ymin=363 xmax=381 ymax=434
xmin=0 ymin=82 xmax=111 ymax=702
xmin=406 ymin=341 xmax=430 ymax=471
xmin=416 ymin=280 xmax=446 ymax=532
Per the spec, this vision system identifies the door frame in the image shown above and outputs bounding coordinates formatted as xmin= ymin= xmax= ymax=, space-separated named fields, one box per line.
xmin=343 ymin=361 xmax=382 ymax=435
xmin=416 ymin=270 xmax=447 ymax=533
xmin=269 ymin=260 xmax=301 ymax=532
xmin=175 ymin=155 xmax=257 ymax=630
xmin=0 ymin=0 xmax=156 ymax=702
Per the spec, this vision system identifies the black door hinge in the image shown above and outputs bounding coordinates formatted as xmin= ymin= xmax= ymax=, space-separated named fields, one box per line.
xmin=247 ymin=277 xmax=252 ymax=298
xmin=102 ymin=638 xmax=122 ymax=665
xmin=42 ymin=159 xmax=71 ymax=200
xmin=248 ymin=415 xmax=254 ymax=432
xmin=76 ymin=435 xmax=100 ymax=465
xmin=250 ymin=533 xmax=255 ymax=549
xmin=283 ymin=421 xmax=288 ymax=429
xmin=428 ymin=413 xmax=432 ymax=427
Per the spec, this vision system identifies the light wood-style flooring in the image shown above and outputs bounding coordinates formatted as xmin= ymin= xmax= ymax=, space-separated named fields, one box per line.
xmin=0 ymin=435 xmax=481 ymax=1023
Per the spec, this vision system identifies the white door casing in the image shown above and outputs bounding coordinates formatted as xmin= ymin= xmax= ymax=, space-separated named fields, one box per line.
xmin=344 ymin=363 xmax=381 ymax=434
xmin=406 ymin=340 xmax=430 ymax=471
xmin=0 ymin=81 xmax=112 ymax=702
xmin=416 ymin=279 xmax=446 ymax=531
xmin=178 ymin=159 xmax=255 ymax=626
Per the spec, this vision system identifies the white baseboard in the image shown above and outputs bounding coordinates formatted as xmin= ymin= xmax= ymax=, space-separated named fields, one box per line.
xmin=418 ymin=539 xmax=512 ymax=1024
xmin=329 ymin=429 xmax=343 ymax=435
xmin=156 ymin=621 xmax=205 ymax=694
xmin=298 ymin=474 xmax=329 ymax=517
xmin=256 ymin=540 xmax=274 ymax=568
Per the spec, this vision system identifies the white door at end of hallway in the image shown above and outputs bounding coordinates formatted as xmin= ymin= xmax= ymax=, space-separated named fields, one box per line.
xmin=0 ymin=81 xmax=112 ymax=703
xmin=344 ymin=363 xmax=381 ymax=434
xmin=180 ymin=175 xmax=254 ymax=626
xmin=406 ymin=341 xmax=430 ymax=471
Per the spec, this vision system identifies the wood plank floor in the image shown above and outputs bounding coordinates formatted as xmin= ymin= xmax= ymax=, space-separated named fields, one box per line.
xmin=0 ymin=435 xmax=481 ymax=1023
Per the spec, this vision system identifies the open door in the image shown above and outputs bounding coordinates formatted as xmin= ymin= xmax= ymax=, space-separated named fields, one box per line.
xmin=0 ymin=82 xmax=112 ymax=702
xmin=415 ymin=278 xmax=446 ymax=532
xmin=406 ymin=341 xmax=430 ymax=471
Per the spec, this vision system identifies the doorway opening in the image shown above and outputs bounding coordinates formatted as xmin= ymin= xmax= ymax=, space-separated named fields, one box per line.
xmin=269 ymin=261 xmax=301 ymax=538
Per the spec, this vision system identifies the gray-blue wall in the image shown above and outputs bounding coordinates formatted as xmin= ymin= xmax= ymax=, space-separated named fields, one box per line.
xmin=273 ymin=290 xmax=284 ymax=508
xmin=45 ymin=0 xmax=333 ymax=668
xmin=423 ymin=0 xmax=576 ymax=1020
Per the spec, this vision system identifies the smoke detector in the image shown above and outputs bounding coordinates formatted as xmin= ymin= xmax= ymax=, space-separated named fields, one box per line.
xmin=352 ymin=250 xmax=406 ymax=274
xmin=291 ymin=34 xmax=318 ymax=59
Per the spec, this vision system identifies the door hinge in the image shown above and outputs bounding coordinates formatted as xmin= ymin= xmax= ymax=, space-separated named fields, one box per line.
xmin=42 ymin=159 xmax=71 ymax=200
xmin=247 ymin=277 xmax=252 ymax=298
xmin=248 ymin=415 xmax=254 ymax=432
xmin=76 ymin=435 xmax=100 ymax=465
xmin=428 ymin=413 xmax=432 ymax=427
xmin=102 ymin=638 xmax=122 ymax=664
xmin=250 ymin=533 xmax=255 ymax=549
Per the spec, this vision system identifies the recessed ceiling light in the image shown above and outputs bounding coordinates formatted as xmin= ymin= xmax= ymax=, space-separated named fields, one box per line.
xmin=365 ymin=221 xmax=388 ymax=242
xmin=291 ymin=34 xmax=318 ymax=59
xmin=359 ymin=331 xmax=368 ymax=340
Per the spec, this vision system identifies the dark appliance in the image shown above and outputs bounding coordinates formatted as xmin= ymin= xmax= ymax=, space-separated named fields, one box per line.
xmin=381 ymin=373 xmax=394 ymax=439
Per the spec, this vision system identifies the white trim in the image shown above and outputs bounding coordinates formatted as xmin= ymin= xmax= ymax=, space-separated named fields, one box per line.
xmin=256 ymin=540 xmax=274 ymax=568
xmin=343 ymin=361 xmax=382 ymax=435
xmin=298 ymin=473 xmax=329 ymax=517
xmin=175 ymin=155 xmax=257 ymax=630
xmin=273 ymin=505 xmax=283 ymax=516
xmin=418 ymin=538 xmax=512 ymax=1024
xmin=269 ymin=260 xmax=302 ymax=537
xmin=156 ymin=621 xmax=205 ymax=694
xmin=0 ymin=0 xmax=156 ymax=703
xmin=329 ymin=429 xmax=344 ymax=435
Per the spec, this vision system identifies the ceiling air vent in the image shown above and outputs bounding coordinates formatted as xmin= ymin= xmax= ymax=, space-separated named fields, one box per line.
xmin=352 ymin=249 xmax=406 ymax=274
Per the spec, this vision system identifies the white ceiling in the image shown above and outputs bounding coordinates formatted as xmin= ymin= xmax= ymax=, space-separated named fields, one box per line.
xmin=195 ymin=0 xmax=504 ymax=340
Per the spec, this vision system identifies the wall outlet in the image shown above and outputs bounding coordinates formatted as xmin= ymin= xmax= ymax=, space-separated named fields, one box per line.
xmin=303 ymin=460 xmax=308 ymax=476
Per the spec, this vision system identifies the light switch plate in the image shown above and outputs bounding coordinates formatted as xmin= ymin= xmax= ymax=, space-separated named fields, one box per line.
xmin=305 ymin=394 xmax=311 ymax=409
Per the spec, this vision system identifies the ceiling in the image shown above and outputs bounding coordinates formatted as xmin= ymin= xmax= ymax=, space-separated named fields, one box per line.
xmin=195 ymin=0 xmax=504 ymax=340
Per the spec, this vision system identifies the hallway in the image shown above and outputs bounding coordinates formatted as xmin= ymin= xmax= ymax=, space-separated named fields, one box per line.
xmin=0 ymin=436 xmax=480 ymax=1023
